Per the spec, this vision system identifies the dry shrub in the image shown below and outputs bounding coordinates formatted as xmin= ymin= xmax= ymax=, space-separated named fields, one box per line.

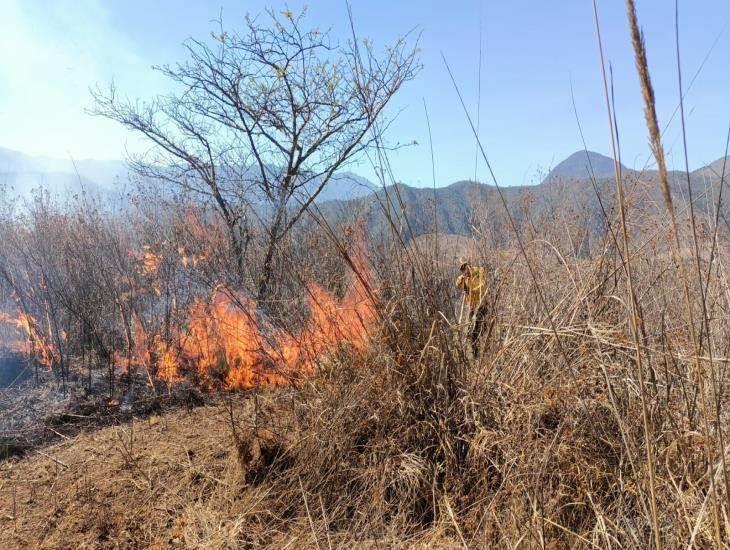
xmin=2 ymin=215 xmax=727 ymax=548
xmin=214 ymin=228 xmax=728 ymax=548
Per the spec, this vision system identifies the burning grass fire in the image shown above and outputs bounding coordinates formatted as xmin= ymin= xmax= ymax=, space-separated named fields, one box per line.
xmin=127 ymin=229 xmax=378 ymax=389
xmin=138 ymin=273 xmax=375 ymax=390
xmin=2 ymin=234 xmax=376 ymax=392
xmin=5 ymin=2 xmax=730 ymax=546
xmin=0 ymin=310 xmax=55 ymax=369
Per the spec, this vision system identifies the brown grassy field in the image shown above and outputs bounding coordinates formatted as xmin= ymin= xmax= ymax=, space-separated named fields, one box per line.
xmin=1 ymin=227 xmax=729 ymax=548
xmin=1 ymin=3 xmax=729 ymax=547
xmin=0 ymin=395 xmax=463 ymax=548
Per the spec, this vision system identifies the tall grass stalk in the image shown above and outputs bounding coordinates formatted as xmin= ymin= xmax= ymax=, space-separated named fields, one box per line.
xmin=626 ymin=0 xmax=723 ymax=545
xmin=675 ymin=3 xmax=730 ymax=524
xmin=592 ymin=2 xmax=661 ymax=547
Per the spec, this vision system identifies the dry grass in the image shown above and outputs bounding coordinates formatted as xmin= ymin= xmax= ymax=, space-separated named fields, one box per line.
xmin=1 ymin=4 xmax=729 ymax=543
xmin=0 ymin=399 xmax=252 ymax=548
xmin=0 ymin=395 xmax=459 ymax=548
xmin=1 ymin=230 xmax=729 ymax=548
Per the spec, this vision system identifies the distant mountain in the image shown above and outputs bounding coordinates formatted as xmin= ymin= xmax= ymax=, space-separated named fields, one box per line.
xmin=0 ymin=147 xmax=129 ymax=197
xmin=0 ymin=147 xmax=374 ymax=203
xmin=691 ymin=156 xmax=730 ymax=181
xmin=4 ymin=146 xmax=729 ymax=253
xmin=312 ymin=172 xmax=375 ymax=202
xmin=543 ymin=151 xmax=624 ymax=183
xmin=314 ymin=151 xmax=730 ymax=254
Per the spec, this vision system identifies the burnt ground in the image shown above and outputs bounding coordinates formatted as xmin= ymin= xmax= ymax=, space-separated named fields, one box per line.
xmin=0 ymin=355 xmax=32 ymax=390
xmin=0 ymin=360 xmax=209 ymax=461
xmin=0 ymin=364 xmax=252 ymax=548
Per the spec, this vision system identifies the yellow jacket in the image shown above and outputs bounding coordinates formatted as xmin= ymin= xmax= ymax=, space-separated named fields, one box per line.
xmin=455 ymin=266 xmax=487 ymax=311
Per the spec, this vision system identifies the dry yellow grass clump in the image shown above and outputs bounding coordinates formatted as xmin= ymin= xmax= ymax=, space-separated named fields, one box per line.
xmin=0 ymin=394 xmax=465 ymax=548
xmin=2 ymin=236 xmax=730 ymax=548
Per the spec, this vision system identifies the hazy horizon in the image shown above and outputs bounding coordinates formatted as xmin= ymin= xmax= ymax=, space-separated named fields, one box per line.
xmin=2 ymin=144 xmax=729 ymax=192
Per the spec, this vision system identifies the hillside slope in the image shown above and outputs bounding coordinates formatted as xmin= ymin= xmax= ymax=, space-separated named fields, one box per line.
xmin=315 ymin=152 xmax=730 ymax=248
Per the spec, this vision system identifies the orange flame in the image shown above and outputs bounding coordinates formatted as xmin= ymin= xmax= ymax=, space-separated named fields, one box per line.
xmin=0 ymin=309 xmax=56 ymax=367
xmin=140 ymin=246 xmax=162 ymax=278
xmin=133 ymin=247 xmax=376 ymax=389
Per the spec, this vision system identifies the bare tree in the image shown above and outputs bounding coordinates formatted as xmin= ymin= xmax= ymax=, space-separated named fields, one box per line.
xmin=91 ymin=8 xmax=419 ymax=303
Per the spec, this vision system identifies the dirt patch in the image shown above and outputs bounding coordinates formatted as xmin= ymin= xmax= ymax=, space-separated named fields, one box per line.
xmin=0 ymin=402 xmax=244 ymax=549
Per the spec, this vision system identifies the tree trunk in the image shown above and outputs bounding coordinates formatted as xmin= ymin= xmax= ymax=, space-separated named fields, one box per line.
xmin=229 ymin=224 xmax=245 ymax=280
xmin=257 ymin=201 xmax=286 ymax=304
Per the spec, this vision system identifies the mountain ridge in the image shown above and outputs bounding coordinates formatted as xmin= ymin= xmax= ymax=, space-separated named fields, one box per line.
xmin=0 ymin=147 xmax=375 ymax=203
xmin=543 ymin=151 xmax=625 ymax=183
xmin=3 ymin=146 xmax=730 ymax=246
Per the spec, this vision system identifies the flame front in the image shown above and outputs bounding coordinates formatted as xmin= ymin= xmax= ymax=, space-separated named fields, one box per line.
xmin=0 ymin=310 xmax=56 ymax=368
xmin=1 ymin=231 xmax=376 ymax=391
xmin=137 ymin=262 xmax=376 ymax=390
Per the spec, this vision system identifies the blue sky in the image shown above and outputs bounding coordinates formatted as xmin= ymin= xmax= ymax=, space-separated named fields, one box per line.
xmin=1 ymin=0 xmax=728 ymax=186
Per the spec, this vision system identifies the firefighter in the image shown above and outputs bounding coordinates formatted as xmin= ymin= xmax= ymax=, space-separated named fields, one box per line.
xmin=455 ymin=260 xmax=489 ymax=356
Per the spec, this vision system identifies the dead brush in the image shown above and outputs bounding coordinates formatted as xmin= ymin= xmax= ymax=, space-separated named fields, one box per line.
xmin=2 ymin=195 xmax=728 ymax=548
xmin=221 ymin=240 xmax=492 ymax=540
xmin=212 ymin=214 xmax=729 ymax=548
